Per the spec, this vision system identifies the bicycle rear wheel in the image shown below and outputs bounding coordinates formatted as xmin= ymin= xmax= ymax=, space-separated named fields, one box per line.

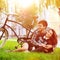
xmin=0 ymin=28 xmax=8 ymax=48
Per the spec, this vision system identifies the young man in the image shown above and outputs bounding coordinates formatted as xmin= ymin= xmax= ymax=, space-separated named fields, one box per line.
xmin=11 ymin=20 xmax=57 ymax=53
xmin=30 ymin=20 xmax=57 ymax=53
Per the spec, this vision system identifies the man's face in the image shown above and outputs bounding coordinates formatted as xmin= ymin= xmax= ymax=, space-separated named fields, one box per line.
xmin=38 ymin=23 xmax=46 ymax=31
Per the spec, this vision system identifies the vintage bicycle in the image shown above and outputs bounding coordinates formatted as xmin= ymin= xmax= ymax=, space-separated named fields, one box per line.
xmin=0 ymin=13 xmax=33 ymax=48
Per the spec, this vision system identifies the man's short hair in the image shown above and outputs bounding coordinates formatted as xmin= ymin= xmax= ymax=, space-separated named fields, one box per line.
xmin=38 ymin=20 xmax=48 ymax=27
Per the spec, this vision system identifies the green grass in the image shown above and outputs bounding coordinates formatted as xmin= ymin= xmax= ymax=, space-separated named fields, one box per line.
xmin=0 ymin=38 xmax=60 ymax=60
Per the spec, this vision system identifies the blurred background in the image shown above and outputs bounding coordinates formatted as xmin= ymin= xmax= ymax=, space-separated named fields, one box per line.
xmin=0 ymin=0 xmax=60 ymax=47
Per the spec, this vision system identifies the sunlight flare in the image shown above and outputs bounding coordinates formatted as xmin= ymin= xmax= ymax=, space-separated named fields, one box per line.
xmin=15 ymin=0 xmax=34 ymax=8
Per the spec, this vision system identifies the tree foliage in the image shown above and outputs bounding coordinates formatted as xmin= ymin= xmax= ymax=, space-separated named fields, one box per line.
xmin=16 ymin=3 xmax=38 ymax=29
xmin=0 ymin=0 xmax=6 ymax=12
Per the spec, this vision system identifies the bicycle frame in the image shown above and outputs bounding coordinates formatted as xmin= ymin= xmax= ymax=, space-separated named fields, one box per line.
xmin=1 ymin=14 xmax=33 ymax=39
xmin=0 ymin=14 xmax=33 ymax=48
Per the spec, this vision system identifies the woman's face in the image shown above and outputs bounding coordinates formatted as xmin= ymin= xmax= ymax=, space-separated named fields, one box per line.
xmin=45 ymin=30 xmax=53 ymax=38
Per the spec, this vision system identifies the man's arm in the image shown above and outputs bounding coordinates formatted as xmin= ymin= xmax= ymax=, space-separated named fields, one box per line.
xmin=31 ymin=37 xmax=53 ymax=49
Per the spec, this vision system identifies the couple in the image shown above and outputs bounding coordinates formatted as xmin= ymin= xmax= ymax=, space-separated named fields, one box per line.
xmin=11 ymin=20 xmax=57 ymax=53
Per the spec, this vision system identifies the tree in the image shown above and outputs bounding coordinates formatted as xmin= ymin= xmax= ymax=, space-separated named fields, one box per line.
xmin=16 ymin=3 xmax=38 ymax=30
xmin=0 ymin=0 xmax=6 ymax=12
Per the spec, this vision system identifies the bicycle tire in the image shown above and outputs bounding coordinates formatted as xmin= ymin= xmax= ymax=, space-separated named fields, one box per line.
xmin=0 ymin=28 xmax=8 ymax=48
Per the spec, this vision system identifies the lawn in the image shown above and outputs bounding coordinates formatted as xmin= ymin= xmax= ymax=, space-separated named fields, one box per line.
xmin=0 ymin=38 xmax=60 ymax=60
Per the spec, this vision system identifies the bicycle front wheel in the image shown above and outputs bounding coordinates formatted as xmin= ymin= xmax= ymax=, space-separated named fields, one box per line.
xmin=0 ymin=28 xmax=8 ymax=48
